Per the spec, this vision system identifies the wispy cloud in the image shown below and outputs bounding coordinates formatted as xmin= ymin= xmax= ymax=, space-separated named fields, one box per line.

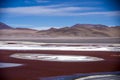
xmin=24 ymin=0 xmax=50 ymax=4
xmin=75 ymin=1 xmax=103 ymax=5
xmin=0 ymin=5 xmax=98 ymax=15
xmin=35 ymin=0 xmax=50 ymax=3
xmin=74 ymin=11 xmax=120 ymax=16
xmin=0 ymin=5 xmax=120 ymax=16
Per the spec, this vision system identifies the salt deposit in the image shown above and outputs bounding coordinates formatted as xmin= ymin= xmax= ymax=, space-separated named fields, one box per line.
xmin=0 ymin=41 xmax=120 ymax=51
xmin=10 ymin=53 xmax=104 ymax=62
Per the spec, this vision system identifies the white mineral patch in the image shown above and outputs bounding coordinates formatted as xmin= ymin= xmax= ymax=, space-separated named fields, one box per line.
xmin=10 ymin=53 xmax=104 ymax=62
xmin=0 ymin=41 xmax=120 ymax=51
xmin=0 ymin=62 xmax=23 ymax=68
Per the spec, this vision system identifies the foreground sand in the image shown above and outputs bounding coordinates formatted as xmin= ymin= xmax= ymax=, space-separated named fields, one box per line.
xmin=0 ymin=50 xmax=120 ymax=80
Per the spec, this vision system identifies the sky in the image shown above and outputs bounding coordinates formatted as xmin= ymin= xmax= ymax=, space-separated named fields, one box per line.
xmin=0 ymin=0 xmax=120 ymax=30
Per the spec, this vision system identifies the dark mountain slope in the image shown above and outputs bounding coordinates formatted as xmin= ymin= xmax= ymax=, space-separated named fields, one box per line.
xmin=0 ymin=22 xmax=13 ymax=29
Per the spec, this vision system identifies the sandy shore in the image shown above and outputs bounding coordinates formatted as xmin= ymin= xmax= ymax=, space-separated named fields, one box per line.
xmin=0 ymin=50 xmax=120 ymax=80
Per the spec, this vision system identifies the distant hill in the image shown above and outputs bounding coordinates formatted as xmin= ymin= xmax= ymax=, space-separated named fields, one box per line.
xmin=15 ymin=28 xmax=37 ymax=31
xmin=0 ymin=22 xmax=13 ymax=29
xmin=0 ymin=22 xmax=38 ymax=39
xmin=0 ymin=22 xmax=120 ymax=39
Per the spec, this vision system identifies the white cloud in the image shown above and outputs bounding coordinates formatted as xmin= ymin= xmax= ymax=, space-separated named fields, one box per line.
xmin=24 ymin=0 xmax=50 ymax=4
xmin=0 ymin=5 xmax=120 ymax=16
xmin=0 ymin=5 xmax=98 ymax=15
xmin=76 ymin=1 xmax=103 ymax=5
xmin=74 ymin=11 xmax=120 ymax=16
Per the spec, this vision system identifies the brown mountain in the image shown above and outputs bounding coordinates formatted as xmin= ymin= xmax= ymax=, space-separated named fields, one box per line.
xmin=38 ymin=24 xmax=120 ymax=37
xmin=0 ymin=22 xmax=120 ymax=39
xmin=0 ymin=22 xmax=38 ymax=39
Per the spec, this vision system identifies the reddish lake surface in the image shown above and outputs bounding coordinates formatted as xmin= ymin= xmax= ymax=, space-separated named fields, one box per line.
xmin=0 ymin=50 xmax=120 ymax=80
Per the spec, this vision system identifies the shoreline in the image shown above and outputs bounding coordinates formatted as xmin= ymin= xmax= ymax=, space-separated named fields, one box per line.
xmin=0 ymin=37 xmax=120 ymax=43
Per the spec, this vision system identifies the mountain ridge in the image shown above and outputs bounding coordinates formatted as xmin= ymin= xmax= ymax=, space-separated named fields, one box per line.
xmin=37 ymin=24 xmax=120 ymax=37
xmin=0 ymin=22 xmax=120 ymax=38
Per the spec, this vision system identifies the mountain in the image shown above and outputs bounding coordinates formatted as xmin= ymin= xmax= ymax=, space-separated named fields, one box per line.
xmin=0 ymin=22 xmax=13 ymax=29
xmin=0 ymin=22 xmax=120 ymax=39
xmin=37 ymin=24 xmax=120 ymax=37
xmin=0 ymin=22 xmax=36 ymax=30
xmin=15 ymin=28 xmax=37 ymax=31
xmin=0 ymin=22 xmax=38 ymax=39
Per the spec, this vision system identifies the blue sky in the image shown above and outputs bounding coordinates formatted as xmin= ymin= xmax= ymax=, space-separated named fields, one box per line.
xmin=0 ymin=0 xmax=120 ymax=29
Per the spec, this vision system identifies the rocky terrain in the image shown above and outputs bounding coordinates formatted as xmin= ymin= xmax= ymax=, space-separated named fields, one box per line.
xmin=0 ymin=22 xmax=120 ymax=39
